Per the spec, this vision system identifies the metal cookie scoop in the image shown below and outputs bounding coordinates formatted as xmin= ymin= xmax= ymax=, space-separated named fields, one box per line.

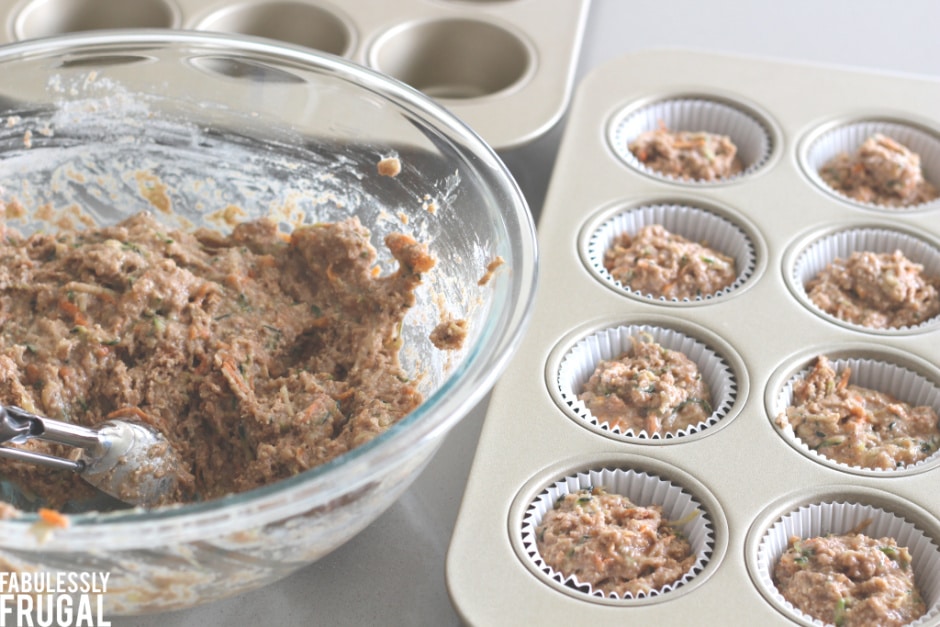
xmin=0 ymin=405 xmax=181 ymax=508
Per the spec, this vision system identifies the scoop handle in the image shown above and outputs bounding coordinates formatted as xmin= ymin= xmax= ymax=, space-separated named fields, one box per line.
xmin=0 ymin=405 xmax=36 ymax=443
xmin=0 ymin=405 xmax=96 ymax=471
xmin=0 ymin=445 xmax=83 ymax=472
xmin=0 ymin=405 xmax=101 ymax=449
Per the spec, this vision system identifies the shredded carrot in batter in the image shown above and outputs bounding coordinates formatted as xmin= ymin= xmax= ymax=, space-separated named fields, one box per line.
xmin=37 ymin=507 xmax=69 ymax=528
xmin=106 ymin=406 xmax=152 ymax=422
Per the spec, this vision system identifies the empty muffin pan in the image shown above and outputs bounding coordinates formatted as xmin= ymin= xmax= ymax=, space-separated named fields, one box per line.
xmin=0 ymin=0 xmax=590 ymax=151
xmin=447 ymin=50 xmax=940 ymax=625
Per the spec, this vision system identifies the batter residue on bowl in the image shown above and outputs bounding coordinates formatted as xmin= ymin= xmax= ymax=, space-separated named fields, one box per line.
xmin=0 ymin=211 xmax=438 ymax=509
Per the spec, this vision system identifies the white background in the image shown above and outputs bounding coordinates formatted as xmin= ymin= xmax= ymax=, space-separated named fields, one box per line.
xmin=116 ymin=1 xmax=939 ymax=625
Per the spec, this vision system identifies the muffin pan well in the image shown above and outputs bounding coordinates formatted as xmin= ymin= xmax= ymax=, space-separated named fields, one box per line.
xmin=0 ymin=0 xmax=590 ymax=151
xmin=447 ymin=50 xmax=940 ymax=625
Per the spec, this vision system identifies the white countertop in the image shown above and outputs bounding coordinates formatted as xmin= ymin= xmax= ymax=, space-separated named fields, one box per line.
xmin=118 ymin=1 xmax=939 ymax=625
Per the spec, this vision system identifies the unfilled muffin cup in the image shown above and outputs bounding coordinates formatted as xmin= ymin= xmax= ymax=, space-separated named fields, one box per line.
xmin=751 ymin=496 xmax=940 ymax=626
xmin=771 ymin=352 xmax=940 ymax=476
xmin=553 ymin=322 xmax=737 ymax=440
xmin=367 ymin=17 xmax=533 ymax=100
xmin=608 ymin=96 xmax=775 ymax=184
xmin=786 ymin=226 xmax=940 ymax=333
xmin=519 ymin=466 xmax=714 ymax=601
xmin=581 ymin=201 xmax=759 ymax=303
xmin=193 ymin=2 xmax=356 ymax=57
xmin=13 ymin=0 xmax=180 ymax=40
xmin=801 ymin=119 xmax=940 ymax=211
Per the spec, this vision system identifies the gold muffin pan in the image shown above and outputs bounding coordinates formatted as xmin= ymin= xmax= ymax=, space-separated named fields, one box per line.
xmin=0 ymin=0 xmax=589 ymax=152
xmin=447 ymin=50 xmax=940 ymax=625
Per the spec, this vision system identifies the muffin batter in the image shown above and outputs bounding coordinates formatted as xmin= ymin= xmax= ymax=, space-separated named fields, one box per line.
xmin=0 ymin=212 xmax=435 ymax=509
xmin=536 ymin=487 xmax=696 ymax=597
xmin=774 ymin=533 xmax=926 ymax=627
xmin=629 ymin=125 xmax=742 ymax=181
xmin=806 ymin=249 xmax=940 ymax=329
xmin=819 ymin=133 xmax=938 ymax=207
xmin=604 ymin=224 xmax=737 ymax=300
xmin=776 ymin=356 xmax=940 ymax=470
xmin=578 ymin=332 xmax=713 ymax=436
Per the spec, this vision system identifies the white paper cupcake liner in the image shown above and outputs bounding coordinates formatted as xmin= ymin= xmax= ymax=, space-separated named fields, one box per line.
xmin=802 ymin=119 xmax=940 ymax=211
xmin=555 ymin=324 xmax=737 ymax=439
xmin=754 ymin=500 xmax=940 ymax=626
xmin=609 ymin=97 xmax=774 ymax=183
xmin=773 ymin=355 xmax=940 ymax=475
xmin=520 ymin=467 xmax=714 ymax=601
xmin=584 ymin=203 xmax=757 ymax=302
xmin=789 ymin=227 xmax=940 ymax=332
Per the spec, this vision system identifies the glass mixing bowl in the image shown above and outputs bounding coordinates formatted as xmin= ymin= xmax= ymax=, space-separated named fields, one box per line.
xmin=0 ymin=31 xmax=537 ymax=614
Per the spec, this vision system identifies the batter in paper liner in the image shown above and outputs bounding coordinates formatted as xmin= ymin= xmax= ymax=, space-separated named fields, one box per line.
xmin=578 ymin=332 xmax=713 ymax=436
xmin=629 ymin=124 xmax=742 ymax=181
xmin=776 ymin=356 xmax=940 ymax=470
xmin=806 ymin=249 xmax=940 ymax=329
xmin=536 ymin=487 xmax=696 ymax=597
xmin=604 ymin=224 xmax=736 ymax=300
xmin=819 ymin=133 xmax=938 ymax=207
xmin=774 ymin=532 xmax=926 ymax=627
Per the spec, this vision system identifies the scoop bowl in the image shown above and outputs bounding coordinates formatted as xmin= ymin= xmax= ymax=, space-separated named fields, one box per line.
xmin=78 ymin=420 xmax=183 ymax=509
